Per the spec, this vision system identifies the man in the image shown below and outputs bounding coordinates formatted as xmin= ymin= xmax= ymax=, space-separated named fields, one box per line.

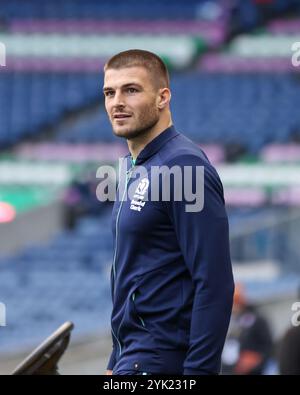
xmin=103 ymin=49 xmax=234 ymax=375
xmin=279 ymin=325 xmax=300 ymax=375
xmin=222 ymin=283 xmax=273 ymax=375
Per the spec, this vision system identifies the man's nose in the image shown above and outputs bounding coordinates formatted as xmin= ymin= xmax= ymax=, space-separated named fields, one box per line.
xmin=112 ymin=91 xmax=125 ymax=107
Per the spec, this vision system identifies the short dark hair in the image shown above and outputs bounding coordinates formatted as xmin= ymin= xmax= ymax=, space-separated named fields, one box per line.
xmin=104 ymin=49 xmax=170 ymax=89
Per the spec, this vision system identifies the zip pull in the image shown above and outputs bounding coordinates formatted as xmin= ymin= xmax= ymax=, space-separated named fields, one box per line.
xmin=126 ymin=162 xmax=135 ymax=182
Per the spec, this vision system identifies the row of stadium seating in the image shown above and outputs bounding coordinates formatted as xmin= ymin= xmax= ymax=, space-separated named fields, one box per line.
xmin=1 ymin=72 xmax=300 ymax=152
xmin=13 ymin=142 xmax=300 ymax=165
xmin=0 ymin=32 xmax=205 ymax=70
xmin=199 ymin=54 xmax=297 ymax=73
xmin=199 ymin=15 xmax=300 ymax=72
xmin=0 ymin=207 xmax=113 ymax=353
xmin=267 ymin=16 xmax=300 ymax=34
xmin=230 ymin=0 xmax=300 ymax=33
xmin=227 ymin=33 xmax=300 ymax=58
xmin=55 ymin=73 xmax=300 ymax=153
xmin=1 ymin=0 xmax=299 ymax=22
xmin=3 ymin=23 xmax=299 ymax=73
xmin=0 ymin=0 xmax=223 ymax=20
xmin=8 ymin=19 xmax=225 ymax=46
xmin=3 ymin=8 xmax=299 ymax=38
xmin=0 ymin=73 xmax=100 ymax=145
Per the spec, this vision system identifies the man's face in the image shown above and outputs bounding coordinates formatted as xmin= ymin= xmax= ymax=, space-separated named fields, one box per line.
xmin=103 ymin=66 xmax=160 ymax=139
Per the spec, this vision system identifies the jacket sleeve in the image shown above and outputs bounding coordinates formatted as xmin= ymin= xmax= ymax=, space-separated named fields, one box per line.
xmin=106 ymin=344 xmax=117 ymax=371
xmin=164 ymin=154 xmax=234 ymax=375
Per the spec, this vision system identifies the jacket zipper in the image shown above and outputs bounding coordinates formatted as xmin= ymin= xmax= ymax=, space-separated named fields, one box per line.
xmin=111 ymin=161 xmax=135 ymax=357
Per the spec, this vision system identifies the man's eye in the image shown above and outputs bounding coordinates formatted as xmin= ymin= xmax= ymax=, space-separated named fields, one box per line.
xmin=127 ymin=88 xmax=137 ymax=93
xmin=105 ymin=91 xmax=114 ymax=97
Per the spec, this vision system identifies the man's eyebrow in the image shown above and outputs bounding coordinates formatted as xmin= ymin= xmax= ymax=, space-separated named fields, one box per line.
xmin=103 ymin=83 xmax=142 ymax=92
xmin=103 ymin=86 xmax=113 ymax=92
xmin=122 ymin=83 xmax=142 ymax=89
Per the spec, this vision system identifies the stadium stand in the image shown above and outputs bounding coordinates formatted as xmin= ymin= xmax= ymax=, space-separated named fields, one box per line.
xmin=0 ymin=73 xmax=100 ymax=146
xmin=0 ymin=206 xmax=113 ymax=354
xmin=1 ymin=72 xmax=300 ymax=151
xmin=53 ymin=72 xmax=300 ymax=155
xmin=0 ymin=0 xmax=225 ymax=20
xmin=1 ymin=0 xmax=300 ymax=374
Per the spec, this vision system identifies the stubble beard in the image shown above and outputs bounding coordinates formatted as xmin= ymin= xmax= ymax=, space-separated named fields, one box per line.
xmin=111 ymin=104 xmax=160 ymax=140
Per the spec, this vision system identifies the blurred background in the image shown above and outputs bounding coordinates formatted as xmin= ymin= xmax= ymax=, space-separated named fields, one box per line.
xmin=0 ymin=0 xmax=300 ymax=375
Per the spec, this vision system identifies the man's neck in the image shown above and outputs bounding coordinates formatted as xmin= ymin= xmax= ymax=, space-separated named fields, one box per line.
xmin=127 ymin=118 xmax=173 ymax=161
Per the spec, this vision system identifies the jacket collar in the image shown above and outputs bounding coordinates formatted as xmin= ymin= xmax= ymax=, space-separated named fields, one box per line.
xmin=127 ymin=125 xmax=179 ymax=166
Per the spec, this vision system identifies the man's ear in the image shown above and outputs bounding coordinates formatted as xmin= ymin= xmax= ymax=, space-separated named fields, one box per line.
xmin=157 ymin=88 xmax=171 ymax=110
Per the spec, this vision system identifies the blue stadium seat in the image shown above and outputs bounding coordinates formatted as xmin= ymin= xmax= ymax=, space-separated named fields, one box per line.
xmin=0 ymin=0 xmax=212 ymax=20
xmin=54 ymin=73 xmax=300 ymax=153
xmin=0 ymin=72 xmax=101 ymax=147
xmin=0 ymin=206 xmax=113 ymax=352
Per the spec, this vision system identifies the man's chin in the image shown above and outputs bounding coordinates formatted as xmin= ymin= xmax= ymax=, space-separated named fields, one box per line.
xmin=112 ymin=127 xmax=139 ymax=140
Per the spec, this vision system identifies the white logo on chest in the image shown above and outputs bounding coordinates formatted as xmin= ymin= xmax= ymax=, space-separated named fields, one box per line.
xmin=130 ymin=178 xmax=149 ymax=212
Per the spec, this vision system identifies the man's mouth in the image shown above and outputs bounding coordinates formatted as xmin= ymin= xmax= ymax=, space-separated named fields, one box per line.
xmin=113 ymin=113 xmax=132 ymax=120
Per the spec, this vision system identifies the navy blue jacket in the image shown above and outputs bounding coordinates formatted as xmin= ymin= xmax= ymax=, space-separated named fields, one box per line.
xmin=107 ymin=126 xmax=234 ymax=375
